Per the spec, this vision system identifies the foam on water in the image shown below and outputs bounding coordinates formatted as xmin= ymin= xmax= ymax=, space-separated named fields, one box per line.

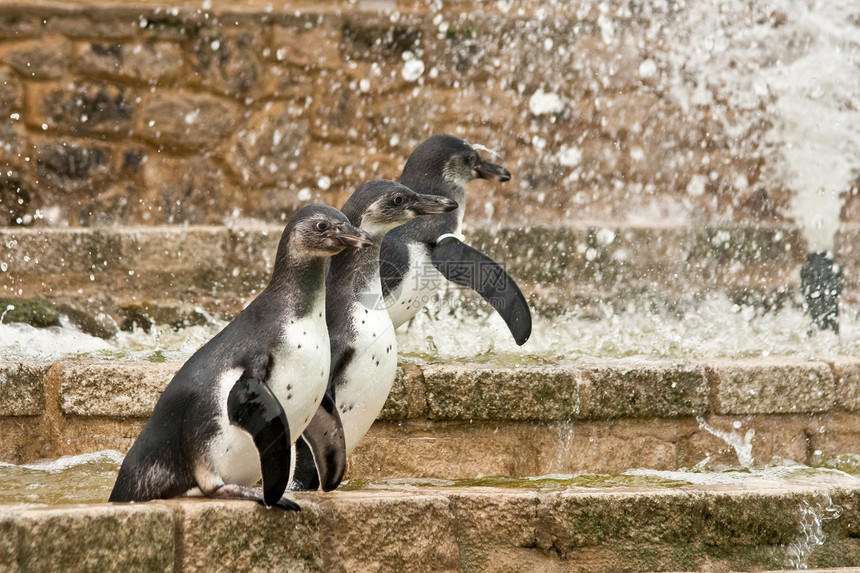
xmin=2 ymin=293 xmax=860 ymax=362
xmin=395 ymin=293 xmax=860 ymax=364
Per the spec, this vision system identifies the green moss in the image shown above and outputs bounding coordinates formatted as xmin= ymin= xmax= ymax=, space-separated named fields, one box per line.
xmin=0 ymin=298 xmax=60 ymax=328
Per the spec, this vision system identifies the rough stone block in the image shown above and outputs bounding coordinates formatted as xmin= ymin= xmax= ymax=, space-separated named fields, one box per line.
xmin=169 ymin=499 xmax=324 ymax=572
xmin=447 ymin=490 xmax=539 ymax=571
xmin=0 ymin=508 xmax=18 ymax=572
xmin=75 ymin=41 xmax=185 ymax=84
xmin=137 ymin=92 xmax=240 ymax=149
xmin=0 ymin=361 xmax=49 ymax=416
xmin=423 ymin=363 xmax=579 ymax=421
xmin=2 ymin=38 xmax=70 ymax=80
xmin=33 ymin=139 xmax=113 ymax=194
xmin=351 ymin=421 xmax=557 ymax=479
xmin=0 ymin=11 xmax=42 ymax=39
xmin=268 ymin=24 xmax=343 ymax=69
xmin=823 ymin=356 xmax=860 ymax=412
xmin=138 ymin=156 xmax=238 ymax=224
xmin=708 ymin=358 xmax=835 ymax=415
xmin=378 ymin=363 xmax=427 ymax=420
xmin=189 ymin=29 xmax=262 ymax=96
xmin=546 ymin=421 xmax=679 ymax=474
xmin=15 ymin=503 xmax=175 ymax=572
xmin=45 ymin=14 xmax=138 ymax=40
xmin=26 ymin=80 xmax=134 ymax=135
xmin=537 ymin=490 xmax=703 ymax=554
xmin=0 ymin=68 xmax=22 ymax=111
xmin=319 ymin=491 xmax=460 ymax=573
xmin=225 ymin=102 xmax=310 ymax=187
xmin=576 ymin=359 xmax=708 ymax=419
xmin=809 ymin=411 xmax=860 ymax=461
xmin=699 ymin=490 xmax=804 ymax=546
xmin=59 ymin=360 xmax=179 ymax=417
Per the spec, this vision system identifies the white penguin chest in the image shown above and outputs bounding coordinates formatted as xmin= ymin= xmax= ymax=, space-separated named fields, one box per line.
xmin=212 ymin=310 xmax=330 ymax=487
xmin=270 ymin=312 xmax=331 ymax=432
xmin=386 ymin=242 xmax=446 ymax=328
xmin=336 ymin=301 xmax=398 ymax=454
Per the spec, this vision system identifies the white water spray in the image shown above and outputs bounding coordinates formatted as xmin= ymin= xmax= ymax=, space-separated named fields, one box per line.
xmin=696 ymin=416 xmax=755 ymax=467
xmin=786 ymin=492 xmax=844 ymax=569
xmin=668 ymin=0 xmax=860 ymax=251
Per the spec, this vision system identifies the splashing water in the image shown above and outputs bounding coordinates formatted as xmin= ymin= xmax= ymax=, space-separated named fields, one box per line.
xmin=696 ymin=416 xmax=756 ymax=468
xmin=2 ymin=293 xmax=860 ymax=362
xmin=668 ymin=0 xmax=860 ymax=250
xmin=786 ymin=492 xmax=844 ymax=569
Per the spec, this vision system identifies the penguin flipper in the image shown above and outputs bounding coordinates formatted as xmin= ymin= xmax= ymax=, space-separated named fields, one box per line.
xmin=430 ymin=236 xmax=532 ymax=345
xmin=227 ymin=371 xmax=291 ymax=508
xmin=299 ymin=392 xmax=347 ymax=492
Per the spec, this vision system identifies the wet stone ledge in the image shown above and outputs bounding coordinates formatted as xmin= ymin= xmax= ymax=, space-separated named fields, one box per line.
xmin=2 ymin=357 xmax=860 ymax=475
xmin=2 ymin=483 xmax=860 ymax=572
xmin=0 ymin=222 xmax=823 ymax=332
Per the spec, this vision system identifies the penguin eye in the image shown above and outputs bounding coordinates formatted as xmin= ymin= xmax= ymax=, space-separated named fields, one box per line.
xmin=393 ymin=195 xmax=404 ymax=205
xmin=316 ymin=221 xmax=328 ymax=231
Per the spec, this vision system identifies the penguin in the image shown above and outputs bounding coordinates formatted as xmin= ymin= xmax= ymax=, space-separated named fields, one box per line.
xmin=289 ymin=180 xmax=458 ymax=491
xmin=379 ymin=134 xmax=532 ymax=345
xmin=109 ymin=205 xmax=372 ymax=510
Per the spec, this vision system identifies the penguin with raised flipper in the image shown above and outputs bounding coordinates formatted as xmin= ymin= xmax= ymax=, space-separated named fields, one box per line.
xmin=109 ymin=205 xmax=372 ymax=510
xmin=380 ymin=134 xmax=532 ymax=345
xmin=290 ymin=180 xmax=458 ymax=491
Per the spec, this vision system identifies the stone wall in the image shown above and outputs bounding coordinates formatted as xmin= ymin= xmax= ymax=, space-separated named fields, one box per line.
xmin=0 ymin=0 xmax=812 ymax=229
xmin=3 ymin=356 xmax=860 ymax=474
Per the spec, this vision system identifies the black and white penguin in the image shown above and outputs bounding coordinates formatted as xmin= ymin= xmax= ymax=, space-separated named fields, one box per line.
xmin=109 ymin=205 xmax=372 ymax=510
xmin=289 ymin=180 xmax=457 ymax=491
xmin=380 ymin=134 xmax=532 ymax=345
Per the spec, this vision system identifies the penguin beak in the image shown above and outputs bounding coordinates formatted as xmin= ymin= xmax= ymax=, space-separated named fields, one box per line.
xmin=329 ymin=223 xmax=373 ymax=249
xmin=409 ymin=195 xmax=459 ymax=216
xmin=474 ymin=159 xmax=512 ymax=182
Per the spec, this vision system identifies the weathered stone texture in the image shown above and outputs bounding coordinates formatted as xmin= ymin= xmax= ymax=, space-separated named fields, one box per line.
xmin=423 ymin=363 xmax=579 ymax=421
xmin=448 ymin=490 xmax=539 ymax=572
xmin=268 ymin=24 xmax=343 ymax=69
xmin=225 ymin=102 xmax=311 ymax=188
xmin=189 ymin=29 xmax=263 ymax=97
xmin=0 ymin=508 xmax=18 ymax=573
xmin=320 ymin=491 xmax=461 ymax=573
xmin=14 ymin=503 xmax=175 ymax=572
xmin=26 ymin=80 xmax=134 ymax=135
xmin=352 ymin=421 xmax=557 ymax=479
xmin=170 ymin=499 xmax=324 ymax=572
xmin=58 ymin=360 xmax=178 ymax=417
xmin=576 ymin=359 xmax=708 ymax=419
xmin=0 ymin=2 xmax=808 ymax=228
xmin=0 ymin=361 xmax=49 ymax=416
xmin=1 ymin=38 xmax=69 ymax=80
xmin=75 ymin=41 xmax=185 ymax=84
xmin=825 ymin=355 xmax=860 ymax=412
xmin=137 ymin=92 xmax=241 ymax=149
xmin=708 ymin=358 xmax=835 ymax=415
xmin=33 ymin=139 xmax=113 ymax=194
xmin=378 ymin=363 xmax=426 ymax=420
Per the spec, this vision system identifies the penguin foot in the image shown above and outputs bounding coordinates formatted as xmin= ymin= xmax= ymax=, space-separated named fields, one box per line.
xmin=207 ymin=484 xmax=300 ymax=511
xmin=262 ymin=496 xmax=301 ymax=512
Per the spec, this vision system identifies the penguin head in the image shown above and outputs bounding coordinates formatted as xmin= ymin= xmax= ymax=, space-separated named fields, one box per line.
xmin=341 ymin=180 xmax=459 ymax=238
xmin=401 ymin=134 xmax=512 ymax=190
xmin=282 ymin=204 xmax=373 ymax=261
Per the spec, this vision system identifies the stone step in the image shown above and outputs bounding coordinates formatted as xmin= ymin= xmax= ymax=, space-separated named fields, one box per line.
xmin=3 ymin=222 xmax=853 ymax=333
xmin=2 ymin=478 xmax=859 ymax=572
xmin=3 ymin=357 xmax=860 ymax=476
